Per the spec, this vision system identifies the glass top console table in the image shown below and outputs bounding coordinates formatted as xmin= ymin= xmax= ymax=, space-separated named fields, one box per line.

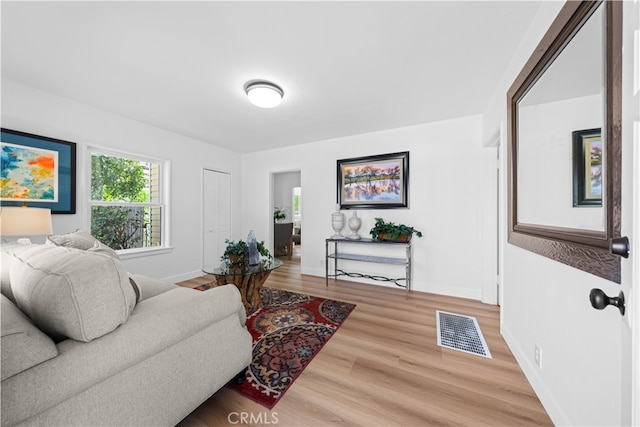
xmin=325 ymin=237 xmax=412 ymax=296
xmin=203 ymin=258 xmax=283 ymax=314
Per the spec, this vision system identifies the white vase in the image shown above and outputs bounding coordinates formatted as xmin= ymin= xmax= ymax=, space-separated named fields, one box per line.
xmin=347 ymin=211 xmax=362 ymax=240
xmin=331 ymin=211 xmax=345 ymax=239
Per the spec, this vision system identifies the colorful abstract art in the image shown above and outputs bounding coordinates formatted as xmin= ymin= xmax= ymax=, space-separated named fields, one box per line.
xmin=1 ymin=142 xmax=58 ymax=202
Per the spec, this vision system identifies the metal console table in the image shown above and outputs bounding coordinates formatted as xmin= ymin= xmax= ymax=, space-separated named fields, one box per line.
xmin=325 ymin=237 xmax=412 ymax=296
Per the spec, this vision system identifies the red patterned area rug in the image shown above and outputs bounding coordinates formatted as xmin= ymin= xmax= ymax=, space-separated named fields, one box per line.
xmin=222 ymin=286 xmax=355 ymax=409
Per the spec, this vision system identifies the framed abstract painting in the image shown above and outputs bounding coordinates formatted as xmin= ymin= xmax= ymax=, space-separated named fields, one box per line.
xmin=1 ymin=128 xmax=76 ymax=214
xmin=337 ymin=151 xmax=409 ymax=209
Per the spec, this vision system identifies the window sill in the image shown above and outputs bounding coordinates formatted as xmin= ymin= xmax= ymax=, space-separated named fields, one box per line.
xmin=117 ymin=246 xmax=174 ymax=260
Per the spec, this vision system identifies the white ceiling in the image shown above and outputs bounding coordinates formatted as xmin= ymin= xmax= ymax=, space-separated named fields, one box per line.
xmin=1 ymin=1 xmax=542 ymax=154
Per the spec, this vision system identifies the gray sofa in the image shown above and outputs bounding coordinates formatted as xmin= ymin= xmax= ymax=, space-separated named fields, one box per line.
xmin=1 ymin=237 xmax=252 ymax=426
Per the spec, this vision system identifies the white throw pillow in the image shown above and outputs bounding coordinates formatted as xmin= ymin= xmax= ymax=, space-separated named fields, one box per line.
xmin=10 ymin=245 xmax=136 ymax=342
xmin=47 ymin=230 xmax=120 ymax=260
xmin=86 ymin=239 xmax=120 ymax=260
xmin=46 ymin=230 xmax=99 ymax=250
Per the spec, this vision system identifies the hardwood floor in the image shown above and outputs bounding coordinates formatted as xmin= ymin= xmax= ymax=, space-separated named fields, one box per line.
xmin=176 ymin=248 xmax=552 ymax=426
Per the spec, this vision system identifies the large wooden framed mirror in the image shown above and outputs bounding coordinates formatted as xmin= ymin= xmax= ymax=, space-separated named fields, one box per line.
xmin=507 ymin=0 xmax=622 ymax=283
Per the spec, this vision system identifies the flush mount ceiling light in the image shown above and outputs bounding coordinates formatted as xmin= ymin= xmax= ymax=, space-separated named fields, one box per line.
xmin=244 ymin=81 xmax=284 ymax=108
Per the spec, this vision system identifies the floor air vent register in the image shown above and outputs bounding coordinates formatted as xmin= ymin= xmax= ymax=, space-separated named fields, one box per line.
xmin=436 ymin=311 xmax=492 ymax=358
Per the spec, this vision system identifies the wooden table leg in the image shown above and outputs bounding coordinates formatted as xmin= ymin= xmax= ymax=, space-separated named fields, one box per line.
xmin=214 ymin=271 xmax=272 ymax=315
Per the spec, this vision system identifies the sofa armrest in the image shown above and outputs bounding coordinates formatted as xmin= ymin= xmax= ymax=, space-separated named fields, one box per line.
xmin=1 ymin=285 xmax=251 ymax=427
xmin=128 ymin=273 xmax=177 ymax=302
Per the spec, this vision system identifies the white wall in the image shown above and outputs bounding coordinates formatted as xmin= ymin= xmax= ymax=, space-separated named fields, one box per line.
xmin=241 ymin=115 xmax=485 ymax=300
xmin=1 ymin=80 xmax=243 ymax=282
xmin=483 ymin=2 xmax=637 ymax=425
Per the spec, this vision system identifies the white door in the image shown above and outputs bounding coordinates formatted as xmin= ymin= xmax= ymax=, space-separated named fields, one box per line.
xmin=616 ymin=129 xmax=636 ymax=425
xmin=620 ymin=4 xmax=639 ymax=422
xmin=202 ymin=169 xmax=231 ymax=271
xmin=616 ymin=129 xmax=637 ymax=425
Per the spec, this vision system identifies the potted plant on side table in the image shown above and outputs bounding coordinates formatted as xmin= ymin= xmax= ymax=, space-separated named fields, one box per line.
xmin=222 ymin=239 xmax=271 ymax=265
xmin=369 ymin=217 xmax=423 ymax=242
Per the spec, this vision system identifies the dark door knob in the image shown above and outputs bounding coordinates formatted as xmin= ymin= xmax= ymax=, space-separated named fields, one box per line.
xmin=590 ymin=288 xmax=625 ymax=316
xmin=609 ymin=236 xmax=630 ymax=258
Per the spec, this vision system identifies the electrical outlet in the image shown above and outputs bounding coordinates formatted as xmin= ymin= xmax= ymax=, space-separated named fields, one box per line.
xmin=534 ymin=344 xmax=542 ymax=369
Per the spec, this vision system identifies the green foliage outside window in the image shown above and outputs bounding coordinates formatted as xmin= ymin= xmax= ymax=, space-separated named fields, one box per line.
xmin=91 ymin=154 xmax=151 ymax=250
xmin=91 ymin=155 xmax=147 ymax=202
xmin=91 ymin=206 xmax=145 ymax=250
xmin=293 ymin=195 xmax=300 ymax=216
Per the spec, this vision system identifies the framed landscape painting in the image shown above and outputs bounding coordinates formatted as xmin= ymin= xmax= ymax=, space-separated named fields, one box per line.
xmin=337 ymin=151 xmax=409 ymax=209
xmin=1 ymin=128 xmax=76 ymax=214
xmin=572 ymin=128 xmax=602 ymax=207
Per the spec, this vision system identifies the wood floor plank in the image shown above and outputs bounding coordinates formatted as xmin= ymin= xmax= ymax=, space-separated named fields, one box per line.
xmin=176 ymin=249 xmax=552 ymax=426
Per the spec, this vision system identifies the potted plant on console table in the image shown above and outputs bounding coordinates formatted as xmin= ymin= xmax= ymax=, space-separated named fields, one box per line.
xmin=369 ymin=217 xmax=423 ymax=242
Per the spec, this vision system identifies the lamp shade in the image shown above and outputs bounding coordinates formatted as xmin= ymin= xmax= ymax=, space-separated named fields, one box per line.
xmin=0 ymin=206 xmax=53 ymax=236
xmin=245 ymin=81 xmax=284 ymax=108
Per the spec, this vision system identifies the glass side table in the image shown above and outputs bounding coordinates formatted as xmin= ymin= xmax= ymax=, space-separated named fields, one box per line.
xmin=202 ymin=258 xmax=283 ymax=315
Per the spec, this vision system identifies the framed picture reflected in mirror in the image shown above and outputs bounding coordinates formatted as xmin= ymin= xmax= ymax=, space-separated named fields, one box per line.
xmin=572 ymin=127 xmax=602 ymax=207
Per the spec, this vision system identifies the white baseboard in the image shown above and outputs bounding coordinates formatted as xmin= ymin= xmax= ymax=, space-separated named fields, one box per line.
xmin=301 ymin=267 xmax=481 ymax=300
xmin=425 ymin=282 xmax=481 ymax=300
xmin=300 ymin=266 xmax=325 ymax=277
xmin=163 ymin=270 xmax=203 ymax=284
xmin=501 ymin=323 xmax=569 ymax=426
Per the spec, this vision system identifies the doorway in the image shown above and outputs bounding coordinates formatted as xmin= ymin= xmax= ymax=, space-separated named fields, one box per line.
xmin=272 ymin=170 xmax=301 ymax=259
xmin=481 ymin=127 xmax=501 ymax=305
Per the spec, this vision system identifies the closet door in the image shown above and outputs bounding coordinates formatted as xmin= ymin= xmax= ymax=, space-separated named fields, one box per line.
xmin=202 ymin=169 xmax=231 ymax=271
